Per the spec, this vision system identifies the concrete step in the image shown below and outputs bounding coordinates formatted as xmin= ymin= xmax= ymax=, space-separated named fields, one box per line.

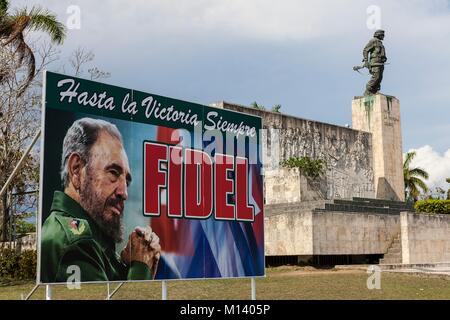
xmin=312 ymin=208 xmax=398 ymax=215
xmin=352 ymin=197 xmax=414 ymax=208
xmin=380 ymin=257 xmax=402 ymax=264
xmin=386 ymin=248 xmax=401 ymax=255
xmin=384 ymin=253 xmax=401 ymax=260
xmin=333 ymin=199 xmax=413 ymax=210
xmin=268 ymin=199 xmax=412 ymax=216
xmin=266 ymin=199 xmax=414 ymax=216
xmin=265 ymin=201 xmax=331 ymax=216
xmin=266 ymin=205 xmax=323 ymax=211
xmin=390 ymin=240 xmax=401 ymax=247
xmin=388 ymin=246 xmax=401 ymax=252
xmin=265 ymin=200 xmax=331 ymax=208
xmin=265 ymin=210 xmax=309 ymax=216
xmin=379 ymin=231 xmax=403 ymax=265
xmin=323 ymin=203 xmax=403 ymax=214
xmin=377 ymin=262 xmax=450 ymax=270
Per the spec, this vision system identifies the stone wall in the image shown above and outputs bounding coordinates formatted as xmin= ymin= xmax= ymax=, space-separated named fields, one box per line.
xmin=265 ymin=206 xmax=450 ymax=263
xmin=211 ymin=101 xmax=375 ymax=203
xmin=264 ymin=168 xmax=327 ymax=204
xmin=264 ymin=211 xmax=313 ymax=256
xmin=401 ymin=212 xmax=450 ymax=264
xmin=312 ymin=211 xmax=400 ymax=255
xmin=264 ymin=209 xmax=400 ymax=256
xmin=264 ymin=168 xmax=302 ymax=204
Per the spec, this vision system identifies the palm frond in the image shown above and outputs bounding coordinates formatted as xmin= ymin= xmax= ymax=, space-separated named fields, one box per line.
xmin=26 ymin=7 xmax=66 ymax=44
xmin=403 ymin=151 xmax=416 ymax=170
xmin=1 ymin=4 xmax=64 ymax=91
xmin=409 ymin=167 xmax=429 ymax=179
xmin=403 ymin=150 xmax=430 ymax=201
xmin=409 ymin=177 xmax=429 ymax=193
xmin=0 ymin=0 xmax=8 ymax=15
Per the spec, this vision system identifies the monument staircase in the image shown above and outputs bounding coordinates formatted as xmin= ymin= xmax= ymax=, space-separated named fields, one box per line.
xmin=379 ymin=233 xmax=402 ymax=264
xmin=265 ymin=197 xmax=414 ymax=217
xmin=312 ymin=197 xmax=414 ymax=215
xmin=264 ymin=200 xmax=332 ymax=217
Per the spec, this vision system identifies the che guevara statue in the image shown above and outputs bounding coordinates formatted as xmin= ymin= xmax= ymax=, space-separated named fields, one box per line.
xmin=354 ymin=29 xmax=388 ymax=96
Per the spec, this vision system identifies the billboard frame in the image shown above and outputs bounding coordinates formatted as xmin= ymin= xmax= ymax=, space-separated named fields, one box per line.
xmin=35 ymin=70 xmax=265 ymax=294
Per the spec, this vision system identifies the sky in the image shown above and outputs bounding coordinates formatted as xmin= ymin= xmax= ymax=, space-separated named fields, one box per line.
xmin=14 ymin=0 xmax=450 ymax=192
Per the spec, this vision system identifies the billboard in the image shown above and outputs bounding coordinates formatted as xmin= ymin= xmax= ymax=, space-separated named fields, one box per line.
xmin=38 ymin=71 xmax=264 ymax=284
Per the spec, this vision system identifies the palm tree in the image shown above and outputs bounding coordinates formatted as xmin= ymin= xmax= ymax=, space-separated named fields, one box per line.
xmin=403 ymin=151 xmax=429 ymax=201
xmin=0 ymin=0 xmax=66 ymax=94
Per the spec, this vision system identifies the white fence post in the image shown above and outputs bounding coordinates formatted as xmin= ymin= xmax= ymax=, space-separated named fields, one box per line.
xmin=251 ymin=278 xmax=256 ymax=300
xmin=162 ymin=281 xmax=168 ymax=300
xmin=45 ymin=285 xmax=52 ymax=300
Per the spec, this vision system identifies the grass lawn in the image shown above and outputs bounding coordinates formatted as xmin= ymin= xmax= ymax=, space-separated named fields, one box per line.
xmin=1 ymin=266 xmax=449 ymax=300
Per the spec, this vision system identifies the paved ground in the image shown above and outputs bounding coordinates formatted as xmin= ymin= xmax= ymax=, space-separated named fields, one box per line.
xmin=334 ymin=263 xmax=450 ymax=278
xmin=385 ymin=266 xmax=450 ymax=276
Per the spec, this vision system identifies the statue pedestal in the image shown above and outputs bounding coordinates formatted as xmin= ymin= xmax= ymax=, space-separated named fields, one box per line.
xmin=352 ymin=94 xmax=405 ymax=201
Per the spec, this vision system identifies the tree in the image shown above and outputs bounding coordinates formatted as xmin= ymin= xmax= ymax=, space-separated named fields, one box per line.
xmin=0 ymin=1 xmax=66 ymax=242
xmin=446 ymin=178 xmax=450 ymax=200
xmin=434 ymin=187 xmax=446 ymax=200
xmin=0 ymin=0 xmax=66 ymax=95
xmin=0 ymin=43 xmax=56 ymax=242
xmin=66 ymin=47 xmax=111 ymax=81
xmin=403 ymin=151 xmax=429 ymax=202
xmin=15 ymin=211 xmax=36 ymax=235
xmin=0 ymin=41 xmax=110 ymax=242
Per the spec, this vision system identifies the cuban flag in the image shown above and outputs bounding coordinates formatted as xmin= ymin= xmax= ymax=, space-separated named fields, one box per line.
xmin=153 ymin=125 xmax=264 ymax=279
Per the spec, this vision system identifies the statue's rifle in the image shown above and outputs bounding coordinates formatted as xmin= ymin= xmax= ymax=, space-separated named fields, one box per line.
xmin=352 ymin=62 xmax=389 ymax=75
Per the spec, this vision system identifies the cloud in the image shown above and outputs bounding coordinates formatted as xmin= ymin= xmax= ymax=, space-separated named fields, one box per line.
xmin=407 ymin=145 xmax=450 ymax=194
xmin=12 ymin=0 xmax=450 ymax=154
xmin=17 ymin=0 xmax=450 ymax=42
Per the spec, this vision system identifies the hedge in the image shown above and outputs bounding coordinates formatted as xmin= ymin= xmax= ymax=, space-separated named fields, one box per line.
xmin=414 ymin=199 xmax=450 ymax=214
xmin=0 ymin=249 xmax=37 ymax=280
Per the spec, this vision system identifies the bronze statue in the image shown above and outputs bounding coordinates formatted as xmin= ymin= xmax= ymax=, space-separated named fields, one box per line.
xmin=353 ymin=29 xmax=388 ymax=96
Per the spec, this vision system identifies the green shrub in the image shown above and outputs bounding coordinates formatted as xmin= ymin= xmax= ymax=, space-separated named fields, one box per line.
xmin=0 ymin=249 xmax=37 ymax=280
xmin=414 ymin=199 xmax=450 ymax=214
xmin=280 ymin=156 xmax=326 ymax=179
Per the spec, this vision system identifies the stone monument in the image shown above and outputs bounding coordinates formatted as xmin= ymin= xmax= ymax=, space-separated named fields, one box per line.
xmin=352 ymin=94 xmax=404 ymax=201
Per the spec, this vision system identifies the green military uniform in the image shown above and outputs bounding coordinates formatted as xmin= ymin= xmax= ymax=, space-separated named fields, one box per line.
xmin=363 ymin=32 xmax=387 ymax=95
xmin=40 ymin=191 xmax=151 ymax=283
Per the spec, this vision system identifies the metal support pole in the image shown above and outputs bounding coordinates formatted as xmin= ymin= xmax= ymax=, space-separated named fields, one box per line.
xmin=0 ymin=129 xmax=41 ymax=198
xmin=45 ymin=285 xmax=52 ymax=300
xmin=24 ymin=284 xmax=40 ymax=300
xmin=251 ymin=277 xmax=256 ymax=300
xmin=162 ymin=280 xmax=168 ymax=300
xmin=106 ymin=282 xmax=124 ymax=300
